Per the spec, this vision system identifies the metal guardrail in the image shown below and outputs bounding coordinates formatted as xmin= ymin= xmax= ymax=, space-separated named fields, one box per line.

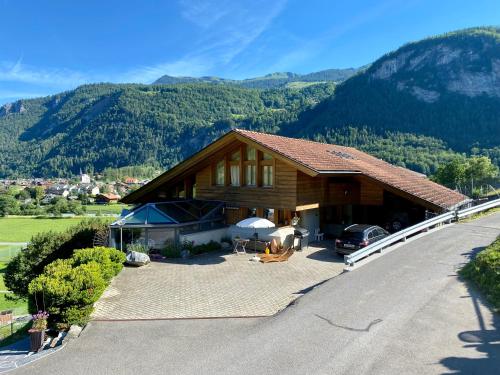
xmin=344 ymin=198 xmax=500 ymax=266
xmin=456 ymin=198 xmax=500 ymax=219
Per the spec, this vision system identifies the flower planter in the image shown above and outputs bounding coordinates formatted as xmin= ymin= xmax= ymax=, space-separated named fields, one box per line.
xmin=28 ymin=329 xmax=45 ymax=352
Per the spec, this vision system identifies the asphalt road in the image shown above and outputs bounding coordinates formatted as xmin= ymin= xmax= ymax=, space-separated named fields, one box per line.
xmin=14 ymin=213 xmax=500 ymax=375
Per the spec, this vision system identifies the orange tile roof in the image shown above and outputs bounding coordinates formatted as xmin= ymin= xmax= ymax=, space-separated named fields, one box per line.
xmin=235 ymin=129 xmax=469 ymax=210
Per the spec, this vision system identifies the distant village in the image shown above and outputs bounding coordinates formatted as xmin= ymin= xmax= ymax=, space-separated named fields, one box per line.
xmin=0 ymin=171 xmax=150 ymax=215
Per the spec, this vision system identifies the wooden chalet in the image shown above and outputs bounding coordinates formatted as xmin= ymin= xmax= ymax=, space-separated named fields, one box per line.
xmin=119 ymin=129 xmax=469 ymax=244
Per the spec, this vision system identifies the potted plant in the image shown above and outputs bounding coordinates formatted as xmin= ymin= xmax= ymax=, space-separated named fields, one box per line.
xmin=28 ymin=311 xmax=49 ymax=352
xmin=180 ymin=240 xmax=194 ymax=259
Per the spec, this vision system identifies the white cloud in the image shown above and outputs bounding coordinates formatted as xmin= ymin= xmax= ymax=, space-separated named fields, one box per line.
xmin=0 ymin=59 xmax=89 ymax=87
xmin=0 ymin=0 xmax=288 ymax=92
xmin=0 ymin=90 xmax=46 ymax=100
xmin=124 ymin=0 xmax=287 ymax=82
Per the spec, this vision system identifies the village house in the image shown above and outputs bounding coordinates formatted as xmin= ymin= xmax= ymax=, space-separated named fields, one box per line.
xmin=96 ymin=193 xmax=121 ymax=204
xmin=112 ymin=129 xmax=469 ymax=250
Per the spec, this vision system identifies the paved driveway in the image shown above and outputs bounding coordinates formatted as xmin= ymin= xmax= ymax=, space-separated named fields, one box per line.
xmin=14 ymin=214 xmax=500 ymax=375
xmin=15 ymin=213 xmax=500 ymax=375
xmin=92 ymin=244 xmax=345 ymax=320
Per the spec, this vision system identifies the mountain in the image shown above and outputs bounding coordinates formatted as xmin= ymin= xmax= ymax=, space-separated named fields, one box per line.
xmin=0 ymin=83 xmax=336 ymax=177
xmin=286 ymin=27 xmax=500 ymax=154
xmin=0 ymin=27 xmax=498 ymax=179
xmin=153 ymin=68 xmax=360 ymax=89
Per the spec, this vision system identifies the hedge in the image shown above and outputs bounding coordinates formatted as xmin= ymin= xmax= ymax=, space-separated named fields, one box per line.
xmin=5 ymin=218 xmax=110 ymax=299
xmin=28 ymin=247 xmax=125 ymax=327
xmin=459 ymin=237 xmax=500 ymax=311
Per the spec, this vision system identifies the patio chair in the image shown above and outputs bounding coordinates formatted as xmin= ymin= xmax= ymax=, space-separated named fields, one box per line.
xmin=260 ymin=247 xmax=294 ymax=263
xmin=314 ymin=228 xmax=324 ymax=241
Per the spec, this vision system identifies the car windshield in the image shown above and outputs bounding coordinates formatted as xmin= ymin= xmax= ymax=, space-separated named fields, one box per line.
xmin=340 ymin=230 xmax=365 ymax=240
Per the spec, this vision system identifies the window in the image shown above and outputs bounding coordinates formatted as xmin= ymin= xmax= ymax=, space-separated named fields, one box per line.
xmin=215 ymin=160 xmax=225 ymax=186
xmin=263 ymin=152 xmax=272 ymax=160
xmin=246 ymin=164 xmax=256 ymax=186
xmin=230 ymin=165 xmax=240 ymax=186
xmin=246 ymin=147 xmax=256 ymax=161
xmin=264 ymin=208 xmax=274 ymax=223
xmin=230 ymin=151 xmax=240 ymax=186
xmin=262 ymin=165 xmax=273 ymax=187
xmin=231 ymin=151 xmax=240 ymax=161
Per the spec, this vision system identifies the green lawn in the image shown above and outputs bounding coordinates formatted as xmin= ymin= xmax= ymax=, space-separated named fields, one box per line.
xmin=0 ymin=245 xmax=22 ymax=263
xmin=0 ymin=262 xmax=28 ymax=316
xmin=83 ymin=203 xmax=129 ymax=215
xmin=0 ymin=217 xmax=87 ymax=242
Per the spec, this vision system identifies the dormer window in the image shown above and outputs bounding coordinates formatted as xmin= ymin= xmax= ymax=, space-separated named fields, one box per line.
xmin=215 ymin=160 xmax=225 ymax=186
xmin=230 ymin=151 xmax=240 ymax=186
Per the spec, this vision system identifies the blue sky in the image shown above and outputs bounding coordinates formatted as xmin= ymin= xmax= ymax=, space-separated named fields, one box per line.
xmin=0 ymin=0 xmax=499 ymax=104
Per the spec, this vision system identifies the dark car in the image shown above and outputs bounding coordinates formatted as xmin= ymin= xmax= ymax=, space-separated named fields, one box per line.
xmin=335 ymin=224 xmax=389 ymax=255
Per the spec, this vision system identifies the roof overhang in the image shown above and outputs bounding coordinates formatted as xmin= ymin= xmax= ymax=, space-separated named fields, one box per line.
xmin=121 ymin=130 xmax=319 ymax=204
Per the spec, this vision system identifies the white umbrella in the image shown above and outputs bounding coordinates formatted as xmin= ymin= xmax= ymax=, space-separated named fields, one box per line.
xmin=236 ymin=217 xmax=275 ymax=229
xmin=236 ymin=218 xmax=275 ymax=261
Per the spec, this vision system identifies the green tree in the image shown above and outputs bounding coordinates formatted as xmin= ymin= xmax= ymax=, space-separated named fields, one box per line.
xmin=432 ymin=157 xmax=468 ymax=188
xmin=15 ymin=189 xmax=30 ymax=201
xmin=34 ymin=186 xmax=45 ymax=206
xmin=465 ymin=156 xmax=499 ymax=185
xmin=47 ymin=197 xmax=69 ymax=216
xmin=0 ymin=194 xmax=20 ymax=216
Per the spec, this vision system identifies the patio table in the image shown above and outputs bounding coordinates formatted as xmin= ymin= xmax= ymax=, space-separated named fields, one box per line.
xmin=233 ymin=238 xmax=249 ymax=255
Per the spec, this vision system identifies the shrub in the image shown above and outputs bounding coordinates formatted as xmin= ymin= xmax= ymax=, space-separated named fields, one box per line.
xmin=191 ymin=241 xmax=221 ymax=255
xmin=72 ymin=247 xmax=125 ymax=282
xmin=220 ymin=236 xmax=232 ymax=245
xmin=161 ymin=241 xmax=181 ymax=258
xmin=28 ymin=247 xmax=125 ymax=326
xmin=459 ymin=237 xmax=500 ymax=311
xmin=5 ymin=218 xmax=110 ymax=299
xmin=127 ymin=242 xmax=150 ymax=254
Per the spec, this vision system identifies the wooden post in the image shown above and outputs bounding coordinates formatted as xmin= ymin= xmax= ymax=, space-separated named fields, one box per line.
xmin=239 ymin=145 xmax=244 ymax=186
xmin=257 ymin=150 xmax=262 ymax=187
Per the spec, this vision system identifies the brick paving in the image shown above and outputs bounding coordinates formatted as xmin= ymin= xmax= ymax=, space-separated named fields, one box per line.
xmin=92 ymin=244 xmax=345 ymax=320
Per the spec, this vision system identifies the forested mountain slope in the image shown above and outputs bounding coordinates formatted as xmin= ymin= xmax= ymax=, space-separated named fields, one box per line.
xmin=0 ymin=83 xmax=335 ymax=177
xmin=153 ymin=68 xmax=360 ymax=89
xmin=0 ymin=27 xmax=498 ymax=178
xmin=285 ymin=27 xmax=500 ymax=157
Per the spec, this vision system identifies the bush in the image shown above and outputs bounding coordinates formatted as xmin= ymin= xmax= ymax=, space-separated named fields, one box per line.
xmin=191 ymin=241 xmax=221 ymax=255
xmin=161 ymin=241 xmax=181 ymax=258
xmin=72 ymin=247 xmax=125 ymax=282
xmin=5 ymin=218 xmax=111 ymax=299
xmin=459 ymin=237 xmax=500 ymax=311
xmin=127 ymin=242 xmax=150 ymax=254
xmin=28 ymin=247 xmax=124 ymax=326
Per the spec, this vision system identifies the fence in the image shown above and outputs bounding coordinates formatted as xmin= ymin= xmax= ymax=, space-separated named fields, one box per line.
xmin=0 ymin=312 xmax=30 ymax=341
xmin=0 ymin=244 xmax=24 ymax=262
xmin=344 ymin=198 xmax=500 ymax=266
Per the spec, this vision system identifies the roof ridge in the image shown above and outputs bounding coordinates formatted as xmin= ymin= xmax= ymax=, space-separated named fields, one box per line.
xmin=234 ymin=128 xmax=337 ymax=148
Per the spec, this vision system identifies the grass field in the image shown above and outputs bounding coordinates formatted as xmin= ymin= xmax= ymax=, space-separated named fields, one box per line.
xmin=0 ymin=262 xmax=28 ymax=316
xmin=83 ymin=203 xmax=129 ymax=215
xmin=0 ymin=217 xmax=87 ymax=242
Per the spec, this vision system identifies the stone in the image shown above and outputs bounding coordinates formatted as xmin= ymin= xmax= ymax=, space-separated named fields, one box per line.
xmin=67 ymin=325 xmax=82 ymax=339
xmin=126 ymin=251 xmax=150 ymax=266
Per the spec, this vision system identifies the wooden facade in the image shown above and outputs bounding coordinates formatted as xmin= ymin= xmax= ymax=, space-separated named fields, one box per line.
xmin=123 ymin=132 xmax=440 ymax=232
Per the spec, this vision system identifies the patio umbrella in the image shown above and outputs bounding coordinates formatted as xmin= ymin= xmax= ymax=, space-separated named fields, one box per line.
xmin=236 ymin=217 xmax=275 ymax=229
xmin=236 ymin=218 xmax=275 ymax=261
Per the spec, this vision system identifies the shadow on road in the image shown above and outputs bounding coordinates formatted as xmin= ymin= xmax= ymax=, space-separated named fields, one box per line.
xmin=440 ymin=274 xmax=500 ymax=374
